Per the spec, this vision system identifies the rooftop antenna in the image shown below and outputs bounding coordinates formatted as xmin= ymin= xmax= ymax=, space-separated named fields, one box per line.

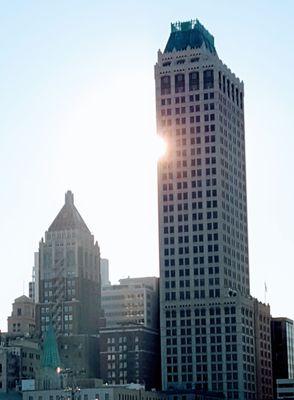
xmin=264 ymin=281 xmax=268 ymax=304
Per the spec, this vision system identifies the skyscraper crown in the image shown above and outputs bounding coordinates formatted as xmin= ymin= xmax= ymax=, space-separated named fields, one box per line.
xmin=48 ymin=190 xmax=90 ymax=233
xmin=164 ymin=19 xmax=216 ymax=54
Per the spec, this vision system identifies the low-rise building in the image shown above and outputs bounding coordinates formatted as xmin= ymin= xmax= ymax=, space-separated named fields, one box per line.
xmin=0 ymin=346 xmax=20 ymax=393
xmin=7 ymin=295 xmax=35 ymax=336
xmin=22 ymin=385 xmax=166 ymax=400
xmin=99 ymin=326 xmax=160 ymax=390
xmin=100 ymin=277 xmax=160 ymax=389
xmin=0 ymin=334 xmax=40 ymax=393
xmin=253 ymin=300 xmax=273 ymax=400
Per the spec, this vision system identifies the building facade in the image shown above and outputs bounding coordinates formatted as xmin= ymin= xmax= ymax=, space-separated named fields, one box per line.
xmin=100 ymin=277 xmax=160 ymax=389
xmin=155 ymin=20 xmax=259 ymax=399
xmin=0 ymin=347 xmax=20 ymax=393
xmin=276 ymin=379 xmax=294 ymax=400
xmin=101 ymin=277 xmax=159 ymax=330
xmin=29 ymin=253 xmax=39 ymax=303
xmin=7 ymin=295 xmax=36 ymax=336
xmin=271 ymin=318 xmax=294 ymax=395
xmin=101 ymin=258 xmax=111 ymax=287
xmin=253 ymin=300 xmax=273 ymax=400
xmin=23 ymin=385 xmax=166 ymax=400
xmin=0 ymin=334 xmax=40 ymax=394
xmin=99 ymin=326 xmax=160 ymax=389
xmin=35 ymin=191 xmax=101 ymax=337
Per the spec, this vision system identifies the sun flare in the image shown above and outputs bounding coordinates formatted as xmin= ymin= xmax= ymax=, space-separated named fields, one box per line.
xmin=154 ymin=135 xmax=167 ymax=159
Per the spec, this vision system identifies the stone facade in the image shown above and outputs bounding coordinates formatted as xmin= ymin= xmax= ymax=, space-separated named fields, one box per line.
xmin=253 ymin=300 xmax=273 ymax=400
xmin=36 ymin=191 xmax=101 ymax=338
xmin=155 ymin=20 xmax=262 ymax=399
xmin=7 ymin=295 xmax=35 ymax=336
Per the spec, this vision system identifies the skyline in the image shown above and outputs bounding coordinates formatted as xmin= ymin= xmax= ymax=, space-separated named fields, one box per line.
xmin=1 ymin=1 xmax=294 ymax=331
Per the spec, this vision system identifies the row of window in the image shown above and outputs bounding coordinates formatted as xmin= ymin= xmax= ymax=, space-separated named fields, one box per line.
xmin=160 ymin=92 xmax=214 ymax=105
xmin=161 ymin=70 xmax=214 ymax=95
xmin=161 ymin=103 xmax=215 ymax=115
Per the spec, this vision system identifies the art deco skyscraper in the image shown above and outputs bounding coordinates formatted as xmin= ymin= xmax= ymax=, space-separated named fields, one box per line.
xmin=36 ymin=191 xmax=101 ymax=337
xmin=155 ymin=20 xmax=259 ymax=399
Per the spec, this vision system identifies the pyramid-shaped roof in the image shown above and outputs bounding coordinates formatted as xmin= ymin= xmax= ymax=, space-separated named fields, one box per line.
xmin=41 ymin=324 xmax=61 ymax=369
xmin=48 ymin=191 xmax=90 ymax=234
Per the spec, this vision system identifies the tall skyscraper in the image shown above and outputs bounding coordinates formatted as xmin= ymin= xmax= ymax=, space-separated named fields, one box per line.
xmin=36 ymin=191 xmax=101 ymax=337
xmin=155 ymin=20 xmax=260 ymax=399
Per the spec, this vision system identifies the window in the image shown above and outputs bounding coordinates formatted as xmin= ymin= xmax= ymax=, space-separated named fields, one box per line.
xmin=175 ymin=74 xmax=185 ymax=93
xmin=203 ymin=69 xmax=214 ymax=89
xmin=189 ymin=71 xmax=199 ymax=91
xmin=161 ymin=76 xmax=171 ymax=95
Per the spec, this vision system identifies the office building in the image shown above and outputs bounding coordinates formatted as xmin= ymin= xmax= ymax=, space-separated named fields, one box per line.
xmin=34 ymin=191 xmax=101 ymax=380
xmin=35 ymin=190 xmax=101 ymax=337
xmin=100 ymin=277 xmax=160 ymax=389
xmin=99 ymin=326 xmax=160 ymax=389
xmin=0 ymin=346 xmax=20 ymax=393
xmin=101 ymin=277 xmax=159 ymax=329
xmin=0 ymin=333 xmax=40 ymax=394
xmin=253 ymin=300 xmax=273 ymax=400
xmin=101 ymin=258 xmax=111 ymax=287
xmin=155 ymin=19 xmax=259 ymax=399
xmin=7 ymin=295 xmax=35 ymax=336
xmin=271 ymin=318 xmax=294 ymax=395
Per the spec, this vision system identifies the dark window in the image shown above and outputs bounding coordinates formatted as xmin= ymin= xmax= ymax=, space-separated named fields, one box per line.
xmin=227 ymin=79 xmax=230 ymax=98
xmin=218 ymin=71 xmax=222 ymax=90
xmin=203 ymin=69 xmax=214 ymax=89
xmin=189 ymin=72 xmax=199 ymax=91
xmin=161 ymin=76 xmax=171 ymax=95
xmin=175 ymin=74 xmax=185 ymax=93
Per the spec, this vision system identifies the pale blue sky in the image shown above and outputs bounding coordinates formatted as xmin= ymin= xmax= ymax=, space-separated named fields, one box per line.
xmin=0 ymin=1 xmax=294 ymax=330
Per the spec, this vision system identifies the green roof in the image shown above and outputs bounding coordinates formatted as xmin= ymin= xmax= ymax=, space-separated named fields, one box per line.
xmin=41 ymin=324 xmax=61 ymax=370
xmin=164 ymin=19 xmax=216 ymax=54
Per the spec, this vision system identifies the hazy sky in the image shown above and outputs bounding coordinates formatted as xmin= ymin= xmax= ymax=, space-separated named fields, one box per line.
xmin=0 ymin=0 xmax=294 ymax=331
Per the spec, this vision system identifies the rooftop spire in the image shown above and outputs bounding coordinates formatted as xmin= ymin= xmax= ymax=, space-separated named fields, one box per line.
xmin=41 ymin=324 xmax=61 ymax=369
xmin=65 ymin=190 xmax=74 ymax=205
